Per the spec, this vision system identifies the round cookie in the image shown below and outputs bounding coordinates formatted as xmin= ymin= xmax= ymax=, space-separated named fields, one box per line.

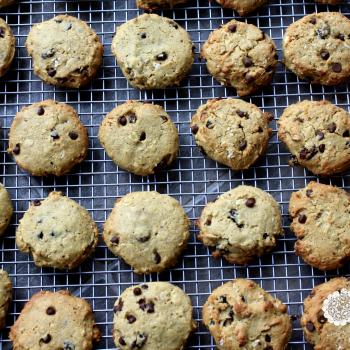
xmin=103 ymin=191 xmax=189 ymax=274
xmin=190 ymin=98 xmax=272 ymax=171
xmin=202 ymin=279 xmax=292 ymax=350
xmin=0 ymin=269 xmax=12 ymax=330
xmin=16 ymin=191 xmax=99 ymax=270
xmin=214 ymin=0 xmax=267 ymax=16
xmin=111 ymin=14 xmax=194 ymax=90
xmin=278 ymin=100 xmax=350 ymax=176
xmin=0 ymin=17 xmax=15 ymax=77
xmin=289 ymin=181 xmax=350 ymax=271
xmin=201 ymin=19 xmax=277 ymax=96
xmin=0 ymin=184 xmax=12 ymax=236
xmin=9 ymin=290 xmax=101 ymax=350
xmin=197 ymin=185 xmax=283 ymax=265
xmin=8 ymin=100 xmax=89 ymax=176
xmin=26 ymin=14 xmax=103 ymax=88
xmin=283 ymin=12 xmax=350 ymax=86
xmin=301 ymin=277 xmax=350 ymax=350
xmin=0 ymin=1 xmax=15 ymax=8
xmin=136 ymin=0 xmax=188 ymax=9
xmin=113 ymin=282 xmax=196 ymax=350
xmin=99 ymin=100 xmax=179 ymax=176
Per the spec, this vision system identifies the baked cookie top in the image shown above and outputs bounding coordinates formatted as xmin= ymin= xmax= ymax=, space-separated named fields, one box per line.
xmin=0 ymin=0 xmax=15 ymax=8
xmin=214 ymin=0 xmax=267 ymax=16
xmin=0 ymin=269 xmax=12 ymax=330
xmin=0 ymin=183 xmax=13 ymax=236
xmin=0 ymin=17 xmax=15 ymax=77
xmin=136 ymin=0 xmax=188 ymax=9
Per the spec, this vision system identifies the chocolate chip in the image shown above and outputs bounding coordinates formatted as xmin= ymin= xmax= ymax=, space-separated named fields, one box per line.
xmin=327 ymin=122 xmax=336 ymax=133
xmin=265 ymin=334 xmax=271 ymax=342
xmin=38 ymin=232 xmax=43 ymax=239
xmin=306 ymin=321 xmax=315 ymax=332
xmin=218 ymin=295 xmax=227 ymax=303
xmin=119 ymin=337 xmax=126 ymax=346
xmin=133 ymin=287 xmax=142 ymax=296
xmin=46 ymin=306 xmax=56 ymax=315
xmin=206 ymin=120 xmax=214 ymax=129
xmin=128 ymin=114 xmax=137 ymax=123
xmin=141 ymin=284 xmax=148 ymax=289
xmin=146 ymin=301 xmax=154 ymax=313
xmin=40 ymin=334 xmax=51 ymax=344
xmin=139 ymin=132 xmax=146 ymax=141
xmin=306 ymin=189 xmax=313 ymax=198
xmin=33 ymin=199 xmax=41 ymax=206
xmin=320 ymin=50 xmax=329 ymax=60
xmin=51 ymin=130 xmax=59 ymax=140
xmin=346 ymin=141 xmax=350 ymax=148
xmin=131 ymin=333 xmax=148 ymax=349
xmin=37 ymin=106 xmax=45 ymax=115
xmin=69 ymin=131 xmax=78 ymax=140
xmin=140 ymin=33 xmax=147 ymax=39
xmin=336 ymin=33 xmax=345 ymax=41
xmin=156 ymin=52 xmax=168 ymax=61
xmin=47 ymin=68 xmax=56 ymax=77
xmin=13 ymin=144 xmax=20 ymax=155
xmin=114 ymin=298 xmax=123 ymax=313
xmin=298 ymin=214 xmax=307 ymax=224
xmin=316 ymin=131 xmax=324 ymax=140
xmin=63 ymin=342 xmax=75 ymax=350
xmin=110 ymin=236 xmax=119 ymax=245
xmin=118 ymin=116 xmax=127 ymax=126
xmin=343 ymin=130 xmax=349 ymax=137
xmin=228 ymin=24 xmax=237 ymax=32
xmin=310 ymin=17 xmax=317 ymax=25
xmin=153 ymin=251 xmax=161 ymax=264
xmin=245 ymin=73 xmax=254 ymax=83
xmin=205 ymin=217 xmax=212 ymax=226
xmin=332 ymin=63 xmax=342 ymax=73
xmin=299 ymin=148 xmax=308 ymax=160
xmin=126 ymin=314 xmax=137 ymax=323
xmin=138 ymin=299 xmax=155 ymax=313
xmin=237 ymin=110 xmax=248 ymax=118
xmin=191 ymin=125 xmax=199 ymax=134
xmin=318 ymin=314 xmax=327 ymax=324
xmin=319 ymin=144 xmax=325 ymax=153
xmin=0 ymin=27 xmax=4 ymax=38
xmin=41 ymin=48 xmax=55 ymax=59
xmin=263 ymin=233 xmax=268 ymax=239
xmin=243 ymin=56 xmax=253 ymax=67
xmin=136 ymin=234 xmax=150 ymax=243
xmin=245 ymin=198 xmax=256 ymax=208
xmin=241 ymin=295 xmax=246 ymax=302
xmin=264 ymin=347 xmax=273 ymax=350
xmin=239 ymin=140 xmax=247 ymax=151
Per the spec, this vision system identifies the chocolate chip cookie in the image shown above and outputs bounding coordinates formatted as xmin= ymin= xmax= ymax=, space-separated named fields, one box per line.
xmin=113 ymin=282 xmax=196 ymax=350
xmin=26 ymin=15 xmax=103 ymax=88
xmin=103 ymin=191 xmax=189 ymax=274
xmin=16 ymin=191 xmax=99 ymax=270
xmin=99 ymin=100 xmax=179 ymax=176
xmin=201 ymin=19 xmax=277 ymax=96
xmin=214 ymin=0 xmax=267 ymax=16
xmin=0 ymin=0 xmax=15 ymax=8
xmin=278 ymin=100 xmax=350 ymax=176
xmin=8 ymin=100 xmax=88 ymax=176
xmin=0 ymin=269 xmax=12 ymax=330
xmin=136 ymin=0 xmax=188 ymax=9
xmin=190 ymin=98 xmax=272 ymax=171
xmin=202 ymin=279 xmax=292 ymax=350
xmin=289 ymin=181 xmax=350 ymax=271
xmin=283 ymin=12 xmax=350 ymax=85
xmin=0 ymin=17 xmax=15 ymax=77
xmin=197 ymin=185 xmax=283 ymax=265
xmin=10 ymin=290 xmax=101 ymax=350
xmin=111 ymin=14 xmax=194 ymax=89
xmin=0 ymin=183 xmax=12 ymax=236
xmin=301 ymin=277 xmax=350 ymax=350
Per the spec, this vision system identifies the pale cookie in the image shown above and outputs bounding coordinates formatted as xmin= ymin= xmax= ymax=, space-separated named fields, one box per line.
xmin=99 ymin=100 xmax=179 ymax=176
xmin=202 ymin=279 xmax=292 ymax=350
xmin=190 ymin=98 xmax=272 ymax=171
xmin=103 ymin=191 xmax=189 ymax=274
xmin=136 ymin=0 xmax=188 ymax=9
xmin=278 ymin=100 xmax=350 ymax=176
xmin=0 ymin=183 xmax=13 ymax=236
xmin=26 ymin=14 xmax=103 ymax=88
xmin=0 ymin=17 xmax=15 ymax=77
xmin=111 ymin=13 xmax=194 ymax=89
xmin=16 ymin=191 xmax=99 ymax=270
xmin=197 ymin=185 xmax=283 ymax=265
xmin=201 ymin=19 xmax=277 ymax=96
xmin=289 ymin=181 xmax=350 ymax=271
xmin=10 ymin=290 xmax=101 ymax=350
xmin=8 ymin=100 xmax=88 ymax=176
xmin=113 ymin=282 xmax=196 ymax=350
xmin=283 ymin=12 xmax=350 ymax=85
xmin=0 ymin=0 xmax=15 ymax=8
xmin=301 ymin=277 xmax=350 ymax=350
xmin=0 ymin=269 xmax=12 ymax=330
xmin=214 ymin=0 xmax=267 ymax=16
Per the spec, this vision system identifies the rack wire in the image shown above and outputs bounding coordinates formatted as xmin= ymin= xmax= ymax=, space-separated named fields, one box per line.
xmin=0 ymin=0 xmax=350 ymax=348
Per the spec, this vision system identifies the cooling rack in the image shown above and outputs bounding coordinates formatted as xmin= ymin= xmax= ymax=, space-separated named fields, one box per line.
xmin=1 ymin=0 xmax=350 ymax=348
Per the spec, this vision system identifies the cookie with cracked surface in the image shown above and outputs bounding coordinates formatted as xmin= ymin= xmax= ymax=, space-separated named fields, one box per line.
xmin=301 ymin=277 xmax=350 ymax=350
xmin=201 ymin=19 xmax=277 ymax=96
xmin=16 ymin=191 xmax=99 ymax=270
xmin=214 ymin=0 xmax=267 ymax=16
xmin=197 ymin=185 xmax=283 ymax=265
xmin=103 ymin=191 xmax=189 ymax=274
xmin=0 ymin=183 xmax=12 ymax=236
xmin=278 ymin=100 xmax=350 ymax=176
xmin=0 ymin=0 xmax=15 ymax=8
xmin=26 ymin=14 xmax=103 ymax=88
xmin=113 ymin=282 xmax=196 ymax=350
xmin=111 ymin=13 xmax=194 ymax=89
xmin=99 ymin=100 xmax=179 ymax=176
xmin=0 ymin=270 xmax=12 ymax=330
xmin=202 ymin=279 xmax=292 ymax=350
xmin=190 ymin=98 xmax=272 ymax=171
xmin=10 ymin=290 xmax=101 ymax=350
xmin=8 ymin=100 xmax=88 ymax=176
xmin=0 ymin=17 xmax=15 ymax=77
xmin=136 ymin=0 xmax=188 ymax=9
xmin=289 ymin=182 xmax=350 ymax=271
xmin=283 ymin=12 xmax=350 ymax=85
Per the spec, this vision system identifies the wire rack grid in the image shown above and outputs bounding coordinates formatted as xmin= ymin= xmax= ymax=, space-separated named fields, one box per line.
xmin=1 ymin=0 xmax=350 ymax=349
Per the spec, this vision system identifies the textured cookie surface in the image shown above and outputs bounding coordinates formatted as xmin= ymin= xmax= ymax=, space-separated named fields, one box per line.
xmin=0 ymin=17 xmax=15 ymax=77
xmin=16 ymin=191 xmax=99 ymax=270
xmin=301 ymin=277 xmax=350 ymax=350
xmin=191 ymin=98 xmax=271 ymax=170
xmin=136 ymin=0 xmax=188 ymax=9
xmin=0 ymin=183 xmax=13 ymax=236
xmin=103 ymin=191 xmax=189 ymax=274
xmin=8 ymin=100 xmax=88 ymax=176
xmin=26 ymin=14 xmax=103 ymax=88
xmin=215 ymin=0 xmax=267 ymax=16
xmin=99 ymin=100 xmax=179 ymax=176
xmin=10 ymin=290 xmax=101 ymax=350
xmin=201 ymin=19 xmax=277 ymax=96
xmin=0 ymin=269 xmax=12 ymax=330
xmin=113 ymin=282 xmax=196 ymax=350
xmin=278 ymin=100 xmax=350 ymax=176
xmin=202 ymin=279 xmax=292 ymax=350
xmin=283 ymin=12 xmax=350 ymax=85
xmin=0 ymin=0 xmax=15 ymax=8
xmin=198 ymin=185 xmax=283 ymax=264
xmin=289 ymin=182 xmax=350 ymax=271
xmin=111 ymin=14 xmax=194 ymax=89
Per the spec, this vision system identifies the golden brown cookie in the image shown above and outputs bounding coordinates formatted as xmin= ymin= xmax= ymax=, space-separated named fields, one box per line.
xmin=0 ymin=17 xmax=15 ymax=77
xmin=214 ymin=0 xmax=267 ymax=16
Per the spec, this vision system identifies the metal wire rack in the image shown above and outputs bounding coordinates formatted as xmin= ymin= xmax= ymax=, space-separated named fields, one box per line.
xmin=1 ymin=0 xmax=350 ymax=348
